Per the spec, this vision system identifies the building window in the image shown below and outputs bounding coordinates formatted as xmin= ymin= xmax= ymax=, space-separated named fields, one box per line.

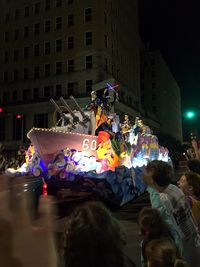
xmin=152 ymin=94 xmax=156 ymax=100
xmin=24 ymin=68 xmax=29 ymax=80
xmin=68 ymin=0 xmax=73 ymax=4
xmin=24 ymin=6 xmax=29 ymax=17
xmin=0 ymin=118 xmax=5 ymax=141
xmin=44 ymin=63 xmax=50 ymax=76
xmin=151 ymin=58 xmax=155 ymax=66
xmin=67 ymin=36 xmax=74 ymax=49
xmin=34 ymin=113 xmax=48 ymax=128
xmin=44 ymin=86 xmax=51 ymax=98
xmin=23 ymin=47 xmax=29 ymax=59
xmin=56 ymin=84 xmax=62 ymax=97
xmin=44 ymin=41 xmax=50 ymax=54
xmin=152 ymin=83 xmax=156 ymax=89
xmin=151 ymin=70 xmax=155 ymax=77
xmin=67 ymin=82 xmax=74 ymax=95
xmin=14 ymin=9 xmax=20 ymax=20
xmin=34 ymin=44 xmax=40 ymax=56
xmin=86 ymin=80 xmax=93 ymax=93
xmin=13 ymin=115 xmax=24 ymax=141
xmin=13 ymin=70 xmax=19 ymax=81
xmin=141 ymin=72 xmax=144 ymax=79
xmin=55 ymin=62 xmax=62 ymax=74
xmin=105 ymin=58 xmax=108 ymax=72
xmin=14 ymin=49 xmax=19 ymax=61
xmin=14 ymin=29 xmax=19 ymax=40
xmin=67 ymin=59 xmax=74 ymax=72
xmin=34 ymin=66 xmax=40 ymax=78
xmin=3 ymin=72 xmax=8 ymax=82
xmin=104 ymin=11 xmax=107 ymax=24
xmin=85 ymin=31 xmax=92 ymax=45
xmin=152 ymin=106 xmax=157 ymax=113
xmin=4 ymin=32 xmax=9 ymax=42
xmin=141 ymin=83 xmax=144 ymax=91
xmin=23 ymin=89 xmax=31 ymax=100
xmin=141 ymin=95 xmax=145 ymax=102
xmin=5 ymin=13 xmax=10 ymax=23
xmin=55 ymin=39 xmax=62 ymax=52
xmin=34 ymin=2 xmax=40 ymax=14
xmin=55 ymin=0 xmax=62 ymax=7
xmin=4 ymin=52 xmax=9 ymax=63
xmin=3 ymin=92 xmax=10 ymax=103
xmin=13 ymin=90 xmax=18 ymax=103
xmin=55 ymin=17 xmax=62 ymax=30
xmin=67 ymin=14 xmax=74 ymax=26
xmin=85 ymin=7 xmax=92 ymax=22
xmin=45 ymin=0 xmax=50 ymax=11
xmin=85 ymin=55 xmax=93 ymax=69
xmin=24 ymin=26 xmax=29 ymax=38
xmin=33 ymin=88 xmax=39 ymax=99
xmin=105 ymin=35 xmax=108 ymax=48
xmin=44 ymin=20 xmax=50 ymax=32
xmin=34 ymin=23 xmax=40 ymax=35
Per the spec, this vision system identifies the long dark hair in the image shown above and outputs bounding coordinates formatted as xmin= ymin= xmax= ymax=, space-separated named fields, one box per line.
xmin=62 ymin=201 xmax=126 ymax=267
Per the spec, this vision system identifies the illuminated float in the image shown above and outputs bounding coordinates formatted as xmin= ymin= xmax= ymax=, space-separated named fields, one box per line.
xmin=6 ymin=83 xmax=170 ymax=206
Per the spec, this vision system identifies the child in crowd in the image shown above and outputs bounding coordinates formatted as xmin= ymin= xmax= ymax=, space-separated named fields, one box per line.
xmin=145 ymin=238 xmax=190 ymax=267
xmin=138 ymin=207 xmax=180 ymax=267
xmin=178 ymin=171 xmax=200 ymax=232
xmin=142 ymin=160 xmax=200 ymax=267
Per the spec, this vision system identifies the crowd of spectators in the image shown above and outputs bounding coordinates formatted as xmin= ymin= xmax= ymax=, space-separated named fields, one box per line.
xmin=0 ymin=144 xmax=26 ymax=173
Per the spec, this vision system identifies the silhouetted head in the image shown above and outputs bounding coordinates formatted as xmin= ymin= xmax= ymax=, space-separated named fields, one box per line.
xmin=63 ymin=201 xmax=126 ymax=267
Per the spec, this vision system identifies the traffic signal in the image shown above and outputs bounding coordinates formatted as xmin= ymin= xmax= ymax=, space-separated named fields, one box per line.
xmin=0 ymin=107 xmax=4 ymax=113
xmin=16 ymin=114 xmax=23 ymax=119
xmin=185 ymin=111 xmax=195 ymax=119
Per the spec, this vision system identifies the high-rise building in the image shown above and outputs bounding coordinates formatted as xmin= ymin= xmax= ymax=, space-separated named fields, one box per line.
xmin=140 ymin=50 xmax=183 ymax=141
xmin=0 ymin=0 xmax=140 ymax=148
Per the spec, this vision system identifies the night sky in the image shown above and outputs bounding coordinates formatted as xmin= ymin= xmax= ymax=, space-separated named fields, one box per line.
xmin=139 ymin=0 xmax=200 ymax=140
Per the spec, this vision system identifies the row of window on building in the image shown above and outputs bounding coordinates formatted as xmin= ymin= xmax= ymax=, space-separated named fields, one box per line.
xmin=1 ymin=80 xmax=93 ymax=104
xmin=4 ymin=0 xmax=74 ymax=22
xmin=2 ymin=55 xmax=95 ymax=82
xmin=3 ymin=32 xmax=108 ymax=64
xmin=3 ymin=9 xmax=93 ymax=42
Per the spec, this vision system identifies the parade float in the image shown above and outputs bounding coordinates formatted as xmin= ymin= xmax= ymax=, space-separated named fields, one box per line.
xmin=6 ymin=83 xmax=169 ymax=206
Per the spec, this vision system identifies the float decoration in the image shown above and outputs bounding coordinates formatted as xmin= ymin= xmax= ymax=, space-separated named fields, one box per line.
xmin=6 ymin=83 xmax=170 ymax=206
